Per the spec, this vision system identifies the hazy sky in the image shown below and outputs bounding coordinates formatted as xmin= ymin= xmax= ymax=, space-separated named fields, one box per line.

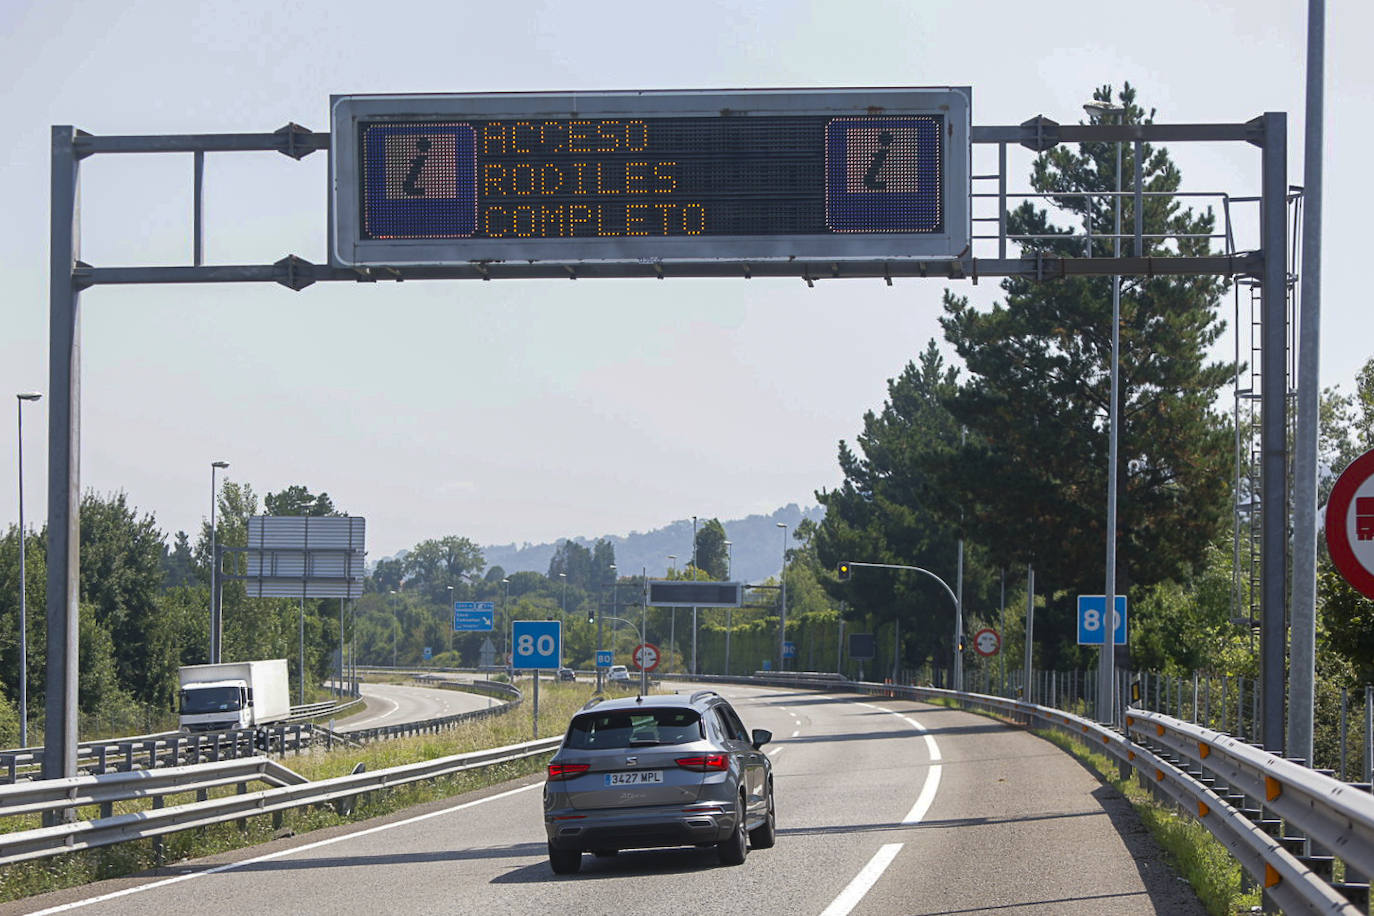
xmin=1 ymin=0 xmax=1367 ymax=560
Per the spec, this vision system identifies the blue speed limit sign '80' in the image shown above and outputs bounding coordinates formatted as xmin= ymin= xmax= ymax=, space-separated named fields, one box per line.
xmin=1077 ymin=595 xmax=1128 ymax=646
xmin=511 ymin=620 xmax=562 ymax=669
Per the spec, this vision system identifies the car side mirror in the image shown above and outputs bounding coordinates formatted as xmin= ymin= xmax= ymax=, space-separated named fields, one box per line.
xmin=751 ymin=728 xmax=772 ymax=750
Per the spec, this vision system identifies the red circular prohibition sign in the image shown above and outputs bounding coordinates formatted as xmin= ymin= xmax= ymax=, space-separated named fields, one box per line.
xmin=1325 ymin=447 xmax=1374 ymax=601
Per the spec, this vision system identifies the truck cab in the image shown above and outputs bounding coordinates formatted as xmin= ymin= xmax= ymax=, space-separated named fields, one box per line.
xmin=179 ymin=678 xmax=252 ymax=731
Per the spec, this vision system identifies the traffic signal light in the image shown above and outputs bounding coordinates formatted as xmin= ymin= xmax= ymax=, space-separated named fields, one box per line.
xmin=837 ymin=562 xmax=851 ymax=581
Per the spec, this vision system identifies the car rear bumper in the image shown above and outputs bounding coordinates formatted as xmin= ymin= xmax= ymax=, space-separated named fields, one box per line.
xmin=545 ymin=803 xmax=736 ymax=851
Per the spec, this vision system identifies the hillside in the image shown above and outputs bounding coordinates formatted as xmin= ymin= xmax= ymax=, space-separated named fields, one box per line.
xmin=481 ymin=504 xmax=824 ymax=584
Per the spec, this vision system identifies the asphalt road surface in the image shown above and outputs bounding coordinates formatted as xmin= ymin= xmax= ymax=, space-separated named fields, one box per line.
xmin=334 ymin=681 xmax=497 ymax=732
xmin=10 ymin=682 xmax=1206 ymax=916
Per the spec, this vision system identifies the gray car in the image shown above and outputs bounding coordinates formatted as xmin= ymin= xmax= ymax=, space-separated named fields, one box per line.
xmin=543 ymin=690 xmax=775 ymax=873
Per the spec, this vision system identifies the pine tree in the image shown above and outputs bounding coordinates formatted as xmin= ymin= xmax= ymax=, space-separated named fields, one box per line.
xmin=937 ymin=83 xmax=1234 ymax=664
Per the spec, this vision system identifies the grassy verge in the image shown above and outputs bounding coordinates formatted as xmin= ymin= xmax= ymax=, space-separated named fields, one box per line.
xmin=0 ymin=678 xmax=604 ymax=905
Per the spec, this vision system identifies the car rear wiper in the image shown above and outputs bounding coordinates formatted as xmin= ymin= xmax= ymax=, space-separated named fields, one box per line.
xmin=627 ymin=738 xmax=662 ymax=746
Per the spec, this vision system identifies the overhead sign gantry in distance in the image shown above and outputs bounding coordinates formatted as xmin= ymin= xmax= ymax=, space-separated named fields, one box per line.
xmin=329 ymin=88 xmax=971 ymax=268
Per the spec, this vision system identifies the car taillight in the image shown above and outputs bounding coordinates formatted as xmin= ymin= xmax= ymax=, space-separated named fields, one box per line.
xmin=547 ymin=763 xmax=590 ymax=781
xmin=675 ymin=754 xmax=729 ymax=772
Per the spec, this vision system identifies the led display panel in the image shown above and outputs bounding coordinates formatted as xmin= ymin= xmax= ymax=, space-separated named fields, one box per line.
xmin=331 ymin=89 xmax=970 ymax=268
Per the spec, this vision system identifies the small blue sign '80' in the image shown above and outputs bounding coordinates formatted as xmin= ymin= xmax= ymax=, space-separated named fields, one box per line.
xmin=1077 ymin=595 xmax=1128 ymax=646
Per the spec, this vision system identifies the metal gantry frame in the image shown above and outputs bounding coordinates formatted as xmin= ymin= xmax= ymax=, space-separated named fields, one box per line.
xmin=44 ymin=114 xmax=1292 ymax=790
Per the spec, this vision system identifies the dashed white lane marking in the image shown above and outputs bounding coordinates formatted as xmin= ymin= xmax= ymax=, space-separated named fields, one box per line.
xmin=28 ymin=783 xmax=545 ymax=914
xmin=791 ymin=729 xmax=801 ymax=738
xmin=819 ymin=698 xmax=943 ymax=916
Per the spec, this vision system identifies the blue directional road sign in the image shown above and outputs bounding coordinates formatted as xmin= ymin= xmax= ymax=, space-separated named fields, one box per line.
xmin=1077 ymin=595 xmax=1128 ymax=646
xmin=512 ymin=620 xmax=562 ymax=670
xmin=783 ymin=641 xmax=797 ymax=660
xmin=596 ymin=650 xmax=613 ymax=668
xmin=423 ymin=647 xmax=432 ymax=661
xmin=453 ymin=601 xmax=495 ymax=632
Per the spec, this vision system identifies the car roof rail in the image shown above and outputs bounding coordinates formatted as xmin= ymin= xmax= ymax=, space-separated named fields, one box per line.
xmin=689 ymin=690 xmax=721 ymax=705
xmin=580 ymin=695 xmax=606 ymax=711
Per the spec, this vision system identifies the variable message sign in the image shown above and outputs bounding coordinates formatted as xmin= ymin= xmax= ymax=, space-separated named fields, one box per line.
xmin=647 ymin=580 xmax=743 ymax=607
xmin=330 ymin=88 xmax=971 ymax=268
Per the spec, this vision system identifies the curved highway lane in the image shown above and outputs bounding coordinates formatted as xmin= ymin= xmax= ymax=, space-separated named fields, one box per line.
xmin=9 ymin=684 xmax=1205 ymax=915
xmin=333 ymin=681 xmax=497 ymax=733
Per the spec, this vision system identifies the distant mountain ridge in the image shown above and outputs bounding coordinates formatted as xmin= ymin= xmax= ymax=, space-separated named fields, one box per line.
xmin=481 ymin=504 xmax=824 ymax=584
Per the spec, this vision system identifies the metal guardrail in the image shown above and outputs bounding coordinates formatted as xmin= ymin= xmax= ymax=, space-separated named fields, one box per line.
xmin=0 ymin=697 xmax=367 ymax=784
xmin=0 ymin=756 xmax=307 ymax=819
xmin=0 ymin=737 xmax=560 ymax=866
xmin=671 ymin=672 xmax=1372 ymax=915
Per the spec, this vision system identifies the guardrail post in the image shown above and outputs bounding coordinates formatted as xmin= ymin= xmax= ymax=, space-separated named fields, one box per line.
xmin=236 ymin=781 xmax=248 ymax=831
xmin=96 ymin=745 xmax=107 ymax=776
xmin=3 ymin=755 xmax=14 ymax=785
xmin=1360 ymin=683 xmax=1373 ymax=791
xmin=121 ymin=742 xmax=133 ymax=772
xmin=152 ymin=795 xmax=165 ymax=864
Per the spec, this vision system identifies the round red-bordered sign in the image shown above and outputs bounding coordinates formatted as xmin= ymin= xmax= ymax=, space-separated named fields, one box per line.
xmin=973 ymin=627 xmax=1000 ymax=657
xmin=632 ymin=643 xmax=660 ymax=672
xmin=1326 ymin=447 xmax=1374 ymax=601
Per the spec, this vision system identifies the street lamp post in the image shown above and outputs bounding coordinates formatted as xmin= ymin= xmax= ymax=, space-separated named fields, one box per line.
xmin=777 ymin=522 xmax=788 ymax=673
xmin=447 ymin=585 xmax=455 ymax=660
xmin=16 ymin=392 xmax=41 ymax=747
xmin=691 ymin=517 xmax=698 ymax=676
xmin=209 ymin=460 xmax=228 ymax=664
xmin=724 ymin=540 xmax=732 ymax=676
xmin=501 ymin=578 xmax=510 ymax=669
xmin=559 ymin=572 xmax=567 ymax=617
xmin=389 ymin=589 xmax=399 ymax=668
xmin=1085 ymin=97 xmax=1126 ymax=726
xmin=296 ymin=496 xmax=317 ymax=703
xmin=666 ymin=555 xmax=677 ymax=671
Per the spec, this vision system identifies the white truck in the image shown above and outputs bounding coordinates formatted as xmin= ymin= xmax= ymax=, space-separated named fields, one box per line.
xmin=178 ymin=659 xmax=292 ymax=732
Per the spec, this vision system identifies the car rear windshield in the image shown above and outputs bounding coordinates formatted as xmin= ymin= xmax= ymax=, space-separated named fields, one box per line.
xmin=565 ymin=708 xmax=704 ymax=749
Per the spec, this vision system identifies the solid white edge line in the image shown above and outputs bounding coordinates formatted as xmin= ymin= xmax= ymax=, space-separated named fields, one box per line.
xmin=27 ymin=782 xmax=545 ymax=915
xmin=819 ymin=842 xmax=905 ymax=916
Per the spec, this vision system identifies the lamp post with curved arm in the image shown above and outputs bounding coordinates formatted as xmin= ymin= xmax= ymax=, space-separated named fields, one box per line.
xmin=842 ymin=561 xmax=962 ymax=686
